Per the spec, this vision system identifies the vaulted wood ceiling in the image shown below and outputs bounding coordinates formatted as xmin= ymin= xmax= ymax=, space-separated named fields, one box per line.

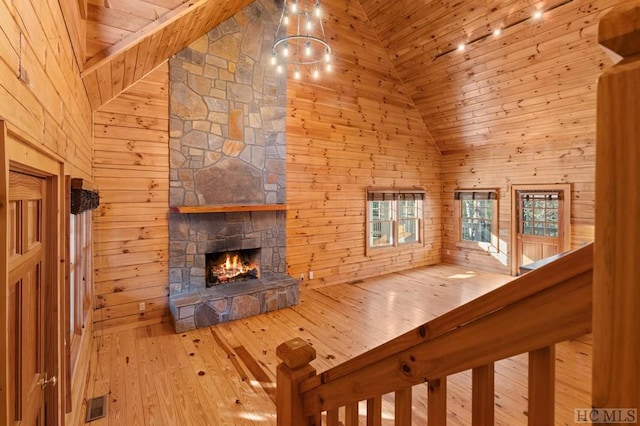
xmin=79 ymin=0 xmax=611 ymax=153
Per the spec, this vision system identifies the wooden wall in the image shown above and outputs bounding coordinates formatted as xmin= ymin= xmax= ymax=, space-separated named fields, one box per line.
xmin=442 ymin=143 xmax=596 ymax=274
xmin=93 ymin=64 xmax=170 ymax=334
xmin=0 ymin=1 xmax=94 ymax=425
xmin=429 ymin=0 xmax=614 ymax=274
xmin=0 ymin=0 xmax=92 ymax=177
xmin=285 ymin=0 xmax=443 ymax=289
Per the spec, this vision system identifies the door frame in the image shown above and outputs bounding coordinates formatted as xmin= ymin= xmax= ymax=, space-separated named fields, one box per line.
xmin=510 ymin=183 xmax=571 ymax=275
xmin=1 ymin=122 xmax=64 ymax=425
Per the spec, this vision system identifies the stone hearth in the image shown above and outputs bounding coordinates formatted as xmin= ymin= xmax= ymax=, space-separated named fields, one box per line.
xmin=169 ymin=271 xmax=298 ymax=333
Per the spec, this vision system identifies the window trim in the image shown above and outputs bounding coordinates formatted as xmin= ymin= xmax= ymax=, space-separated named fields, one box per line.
xmin=64 ymin=177 xmax=95 ymax=412
xmin=454 ymin=189 xmax=499 ymax=253
xmin=365 ymin=188 xmax=425 ymax=256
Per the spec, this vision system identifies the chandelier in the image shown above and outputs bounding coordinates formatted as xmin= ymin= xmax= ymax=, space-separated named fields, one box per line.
xmin=271 ymin=0 xmax=333 ymax=80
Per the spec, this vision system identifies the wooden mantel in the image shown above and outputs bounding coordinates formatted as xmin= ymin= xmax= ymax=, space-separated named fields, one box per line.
xmin=171 ymin=204 xmax=287 ymax=214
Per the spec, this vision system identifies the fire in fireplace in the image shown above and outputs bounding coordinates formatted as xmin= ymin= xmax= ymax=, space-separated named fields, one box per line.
xmin=206 ymin=249 xmax=260 ymax=287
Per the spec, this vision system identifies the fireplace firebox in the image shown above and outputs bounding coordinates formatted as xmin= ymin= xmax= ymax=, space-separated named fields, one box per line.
xmin=206 ymin=249 xmax=260 ymax=286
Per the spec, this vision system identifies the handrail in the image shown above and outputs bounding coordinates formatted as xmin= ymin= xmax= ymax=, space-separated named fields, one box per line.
xmin=276 ymin=242 xmax=593 ymax=423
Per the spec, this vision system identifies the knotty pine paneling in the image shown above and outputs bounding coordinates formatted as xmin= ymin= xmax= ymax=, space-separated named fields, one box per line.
xmin=93 ymin=63 xmax=170 ymax=335
xmin=359 ymin=0 xmax=616 ymax=153
xmin=286 ymin=0 xmax=443 ymax=289
xmin=0 ymin=3 xmax=93 ymax=425
xmin=442 ymin=141 xmax=595 ymax=274
xmin=0 ymin=0 xmax=92 ymax=178
xmin=358 ymin=0 xmax=610 ymax=273
xmin=85 ymin=0 xmax=180 ymax=59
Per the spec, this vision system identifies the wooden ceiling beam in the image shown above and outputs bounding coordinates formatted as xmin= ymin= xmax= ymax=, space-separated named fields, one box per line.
xmin=81 ymin=0 xmax=252 ymax=110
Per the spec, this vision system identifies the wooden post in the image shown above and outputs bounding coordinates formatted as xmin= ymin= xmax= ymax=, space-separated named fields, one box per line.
xmin=528 ymin=346 xmax=555 ymax=425
xmin=594 ymin=1 xmax=640 ymax=415
xmin=395 ymin=387 xmax=413 ymax=426
xmin=366 ymin=395 xmax=382 ymax=426
xmin=276 ymin=338 xmax=317 ymax=426
xmin=472 ymin=363 xmax=494 ymax=425
xmin=427 ymin=378 xmax=447 ymax=425
xmin=345 ymin=401 xmax=359 ymax=426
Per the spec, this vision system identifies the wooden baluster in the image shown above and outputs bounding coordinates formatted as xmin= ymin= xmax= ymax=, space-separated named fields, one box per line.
xmin=595 ymin=1 xmax=640 ymax=413
xmin=427 ymin=378 xmax=447 ymax=425
xmin=528 ymin=346 xmax=555 ymax=425
xmin=472 ymin=363 xmax=494 ymax=425
xmin=395 ymin=387 xmax=412 ymax=425
xmin=326 ymin=408 xmax=339 ymax=426
xmin=276 ymin=338 xmax=318 ymax=426
xmin=367 ymin=396 xmax=382 ymax=426
xmin=345 ymin=401 xmax=359 ymax=426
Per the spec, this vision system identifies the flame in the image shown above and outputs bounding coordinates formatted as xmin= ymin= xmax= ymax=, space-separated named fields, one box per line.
xmin=209 ymin=251 xmax=260 ymax=285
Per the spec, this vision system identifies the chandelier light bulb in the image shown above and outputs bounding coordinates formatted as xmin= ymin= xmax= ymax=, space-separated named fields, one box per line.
xmin=290 ymin=0 xmax=298 ymax=13
xmin=277 ymin=64 xmax=283 ymax=74
xmin=326 ymin=63 xmax=332 ymax=72
xmin=283 ymin=14 xmax=289 ymax=26
xmin=305 ymin=42 xmax=312 ymax=57
xmin=283 ymin=45 xmax=289 ymax=57
xmin=325 ymin=49 xmax=330 ymax=62
xmin=306 ymin=19 xmax=312 ymax=31
xmin=271 ymin=52 xmax=277 ymax=65
xmin=294 ymin=68 xmax=301 ymax=79
xmin=313 ymin=69 xmax=319 ymax=79
xmin=314 ymin=3 xmax=321 ymax=17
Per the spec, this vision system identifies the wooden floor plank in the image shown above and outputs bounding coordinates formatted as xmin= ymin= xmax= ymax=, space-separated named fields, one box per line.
xmin=85 ymin=264 xmax=590 ymax=425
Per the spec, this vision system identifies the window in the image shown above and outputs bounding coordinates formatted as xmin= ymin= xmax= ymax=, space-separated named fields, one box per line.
xmin=455 ymin=190 xmax=498 ymax=250
xmin=520 ymin=192 xmax=559 ymax=237
xmin=367 ymin=189 xmax=424 ymax=254
xmin=65 ymin=178 xmax=97 ymax=388
xmin=69 ymin=210 xmax=92 ymax=344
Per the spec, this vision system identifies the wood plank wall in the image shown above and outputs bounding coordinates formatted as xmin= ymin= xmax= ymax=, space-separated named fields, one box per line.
xmin=285 ymin=0 xmax=443 ymax=289
xmin=0 ymin=2 xmax=93 ymax=425
xmin=93 ymin=63 xmax=170 ymax=334
xmin=433 ymin=0 xmax=614 ymax=274
xmin=0 ymin=0 xmax=92 ymax=178
xmin=442 ymin=143 xmax=596 ymax=274
xmin=358 ymin=0 xmax=617 ymax=273
xmin=58 ymin=0 xmax=86 ymax=67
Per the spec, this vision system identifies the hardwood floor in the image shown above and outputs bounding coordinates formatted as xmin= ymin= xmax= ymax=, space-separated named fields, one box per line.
xmin=84 ymin=264 xmax=591 ymax=425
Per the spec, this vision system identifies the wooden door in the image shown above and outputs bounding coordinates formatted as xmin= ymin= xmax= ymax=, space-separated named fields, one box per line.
xmin=515 ymin=190 xmax=565 ymax=270
xmin=8 ymin=170 xmax=50 ymax=425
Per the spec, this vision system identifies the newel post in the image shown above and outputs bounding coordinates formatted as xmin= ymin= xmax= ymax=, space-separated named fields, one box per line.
xmin=594 ymin=1 xmax=640 ymax=413
xmin=276 ymin=338 xmax=317 ymax=426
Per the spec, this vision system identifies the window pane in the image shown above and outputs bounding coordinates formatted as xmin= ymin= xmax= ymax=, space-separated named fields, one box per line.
xmin=399 ymin=200 xmax=417 ymax=219
xmin=370 ymin=220 xmax=393 ymax=246
xmin=370 ymin=200 xmax=394 ymax=221
xmin=398 ymin=219 xmax=418 ymax=243
xmin=460 ymin=199 xmax=493 ymax=242
xmin=523 ymin=221 xmax=533 ymax=235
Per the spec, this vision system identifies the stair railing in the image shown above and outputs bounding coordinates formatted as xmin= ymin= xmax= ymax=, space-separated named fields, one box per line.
xmin=277 ymin=242 xmax=593 ymax=425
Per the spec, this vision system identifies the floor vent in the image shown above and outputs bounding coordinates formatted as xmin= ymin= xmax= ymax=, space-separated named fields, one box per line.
xmin=86 ymin=395 xmax=107 ymax=423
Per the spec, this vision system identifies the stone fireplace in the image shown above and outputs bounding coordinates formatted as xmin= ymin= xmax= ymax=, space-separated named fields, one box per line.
xmin=167 ymin=0 xmax=299 ymax=333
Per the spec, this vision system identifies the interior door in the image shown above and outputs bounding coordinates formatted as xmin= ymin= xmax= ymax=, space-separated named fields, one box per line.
xmin=516 ymin=190 xmax=565 ymax=269
xmin=8 ymin=170 xmax=49 ymax=425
